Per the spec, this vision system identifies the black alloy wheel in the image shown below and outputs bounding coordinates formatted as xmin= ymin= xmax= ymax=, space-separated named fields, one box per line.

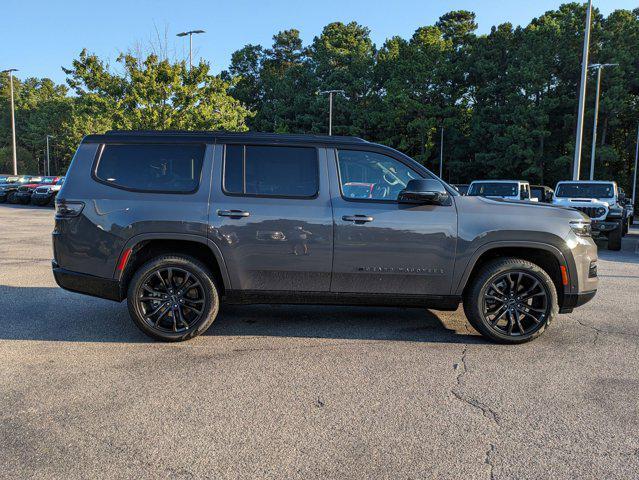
xmin=481 ymin=270 xmax=549 ymax=337
xmin=463 ymin=257 xmax=558 ymax=344
xmin=127 ymin=255 xmax=219 ymax=341
xmin=136 ymin=267 xmax=206 ymax=334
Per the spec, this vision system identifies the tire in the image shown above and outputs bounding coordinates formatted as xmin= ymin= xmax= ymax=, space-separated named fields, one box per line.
xmin=6 ymin=192 xmax=17 ymax=204
xmin=463 ymin=257 xmax=558 ymax=344
xmin=127 ymin=255 xmax=220 ymax=342
xmin=607 ymin=222 xmax=622 ymax=251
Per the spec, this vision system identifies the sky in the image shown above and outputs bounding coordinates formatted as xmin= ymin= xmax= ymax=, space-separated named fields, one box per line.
xmin=1 ymin=0 xmax=635 ymax=85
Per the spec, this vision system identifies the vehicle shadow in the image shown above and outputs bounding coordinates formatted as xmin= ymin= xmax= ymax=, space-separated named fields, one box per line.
xmin=0 ymin=285 xmax=483 ymax=344
xmin=596 ymin=226 xmax=639 ymax=265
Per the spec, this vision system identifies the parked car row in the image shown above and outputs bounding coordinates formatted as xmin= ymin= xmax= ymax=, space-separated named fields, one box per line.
xmin=452 ymin=179 xmax=634 ymax=251
xmin=0 ymin=174 xmax=65 ymax=206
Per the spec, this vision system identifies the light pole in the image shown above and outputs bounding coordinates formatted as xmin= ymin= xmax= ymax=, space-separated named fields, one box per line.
xmin=573 ymin=0 xmax=593 ymax=181
xmin=588 ymin=63 xmax=618 ymax=180
xmin=633 ymin=124 xmax=638 ymax=211
xmin=45 ymin=135 xmax=54 ymax=176
xmin=2 ymin=68 xmax=18 ymax=175
xmin=176 ymin=30 xmax=205 ymax=71
xmin=318 ymin=90 xmax=346 ymax=136
xmin=439 ymin=126 xmax=444 ymax=179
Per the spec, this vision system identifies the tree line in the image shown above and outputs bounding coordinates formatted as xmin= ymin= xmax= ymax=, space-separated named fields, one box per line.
xmin=1 ymin=3 xmax=638 ymax=193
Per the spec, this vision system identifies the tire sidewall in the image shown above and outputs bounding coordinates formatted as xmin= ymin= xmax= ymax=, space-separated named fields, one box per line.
xmin=127 ymin=255 xmax=219 ymax=342
xmin=464 ymin=259 xmax=558 ymax=344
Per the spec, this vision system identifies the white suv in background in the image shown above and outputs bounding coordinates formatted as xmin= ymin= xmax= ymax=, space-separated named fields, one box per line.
xmin=553 ymin=180 xmax=625 ymax=251
xmin=467 ymin=180 xmax=535 ymax=201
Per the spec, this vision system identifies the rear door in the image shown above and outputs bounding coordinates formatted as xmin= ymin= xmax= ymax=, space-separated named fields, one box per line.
xmin=208 ymin=143 xmax=333 ymax=292
xmin=329 ymin=147 xmax=457 ymax=296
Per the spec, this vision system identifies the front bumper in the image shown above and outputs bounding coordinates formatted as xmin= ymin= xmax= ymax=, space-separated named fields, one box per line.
xmin=14 ymin=192 xmax=33 ymax=203
xmin=31 ymin=192 xmax=53 ymax=204
xmin=591 ymin=219 xmax=620 ymax=235
xmin=52 ymin=261 xmax=123 ymax=302
xmin=559 ymin=290 xmax=597 ymax=313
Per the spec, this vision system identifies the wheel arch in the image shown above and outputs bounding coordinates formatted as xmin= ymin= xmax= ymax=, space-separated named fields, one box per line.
xmin=115 ymin=233 xmax=231 ymax=299
xmin=455 ymin=241 xmax=574 ymax=303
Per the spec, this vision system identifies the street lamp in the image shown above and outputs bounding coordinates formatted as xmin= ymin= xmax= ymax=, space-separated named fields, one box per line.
xmin=45 ymin=135 xmax=55 ymax=176
xmin=633 ymin=124 xmax=638 ymax=210
xmin=587 ymin=63 xmax=618 ymax=180
xmin=2 ymin=68 xmax=18 ymax=175
xmin=176 ymin=30 xmax=205 ymax=71
xmin=318 ymin=90 xmax=346 ymax=136
xmin=572 ymin=0 xmax=593 ymax=180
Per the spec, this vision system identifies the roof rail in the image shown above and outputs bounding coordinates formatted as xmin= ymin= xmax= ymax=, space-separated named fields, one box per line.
xmin=104 ymin=130 xmax=368 ymax=144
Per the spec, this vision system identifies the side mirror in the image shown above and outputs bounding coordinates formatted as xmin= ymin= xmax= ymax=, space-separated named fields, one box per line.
xmin=398 ymin=179 xmax=450 ymax=205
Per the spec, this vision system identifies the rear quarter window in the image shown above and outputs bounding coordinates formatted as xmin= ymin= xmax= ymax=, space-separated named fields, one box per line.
xmin=95 ymin=144 xmax=205 ymax=193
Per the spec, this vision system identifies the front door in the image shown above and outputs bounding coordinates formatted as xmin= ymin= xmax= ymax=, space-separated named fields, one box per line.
xmin=208 ymin=143 xmax=333 ymax=292
xmin=328 ymin=148 xmax=457 ymax=296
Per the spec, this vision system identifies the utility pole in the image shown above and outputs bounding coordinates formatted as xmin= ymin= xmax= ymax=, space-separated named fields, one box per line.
xmin=573 ymin=0 xmax=593 ymax=181
xmin=46 ymin=135 xmax=54 ymax=176
xmin=2 ymin=68 xmax=18 ymax=175
xmin=318 ymin=90 xmax=346 ymax=136
xmin=176 ymin=30 xmax=205 ymax=71
xmin=439 ymin=126 xmax=444 ymax=179
xmin=633 ymin=124 xmax=638 ymax=210
xmin=588 ymin=63 xmax=618 ymax=180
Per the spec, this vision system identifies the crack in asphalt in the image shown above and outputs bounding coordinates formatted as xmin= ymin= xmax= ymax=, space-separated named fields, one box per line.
xmin=569 ymin=315 xmax=639 ymax=342
xmin=451 ymin=345 xmax=501 ymax=479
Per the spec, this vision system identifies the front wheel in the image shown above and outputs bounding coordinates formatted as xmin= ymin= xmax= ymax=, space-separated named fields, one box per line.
xmin=463 ymin=258 xmax=558 ymax=344
xmin=607 ymin=222 xmax=622 ymax=251
xmin=127 ymin=255 xmax=220 ymax=341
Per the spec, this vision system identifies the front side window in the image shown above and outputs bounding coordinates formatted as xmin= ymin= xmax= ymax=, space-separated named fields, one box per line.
xmin=337 ymin=149 xmax=421 ymax=201
xmin=223 ymin=145 xmax=318 ymax=197
xmin=95 ymin=144 xmax=205 ymax=193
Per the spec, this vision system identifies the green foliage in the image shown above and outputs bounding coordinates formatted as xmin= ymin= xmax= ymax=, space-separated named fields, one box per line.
xmin=1 ymin=4 xmax=639 ymax=195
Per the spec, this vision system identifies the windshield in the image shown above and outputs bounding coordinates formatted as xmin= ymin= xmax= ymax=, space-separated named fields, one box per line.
xmin=555 ymin=183 xmax=614 ymax=199
xmin=468 ymin=182 xmax=518 ymax=197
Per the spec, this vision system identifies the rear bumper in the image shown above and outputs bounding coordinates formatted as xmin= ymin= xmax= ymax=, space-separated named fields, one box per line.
xmin=559 ymin=290 xmax=597 ymax=314
xmin=52 ymin=261 xmax=123 ymax=302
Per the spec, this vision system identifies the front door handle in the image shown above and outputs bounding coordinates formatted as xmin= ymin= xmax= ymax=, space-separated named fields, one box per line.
xmin=217 ymin=209 xmax=250 ymax=218
xmin=342 ymin=214 xmax=374 ymax=224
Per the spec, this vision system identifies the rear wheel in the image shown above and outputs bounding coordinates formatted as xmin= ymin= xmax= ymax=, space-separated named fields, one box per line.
xmin=463 ymin=258 xmax=558 ymax=344
xmin=127 ymin=255 xmax=219 ymax=341
xmin=607 ymin=222 xmax=622 ymax=251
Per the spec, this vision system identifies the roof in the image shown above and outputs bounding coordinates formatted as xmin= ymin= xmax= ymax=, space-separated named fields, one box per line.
xmin=89 ymin=130 xmax=369 ymax=146
xmin=555 ymin=180 xmax=616 ymax=184
xmin=469 ymin=180 xmax=529 ymax=184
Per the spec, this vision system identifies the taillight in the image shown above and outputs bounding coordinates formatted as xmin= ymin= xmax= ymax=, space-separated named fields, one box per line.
xmin=55 ymin=200 xmax=84 ymax=218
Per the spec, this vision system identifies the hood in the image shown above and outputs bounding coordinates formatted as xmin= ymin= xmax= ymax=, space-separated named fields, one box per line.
xmin=463 ymin=196 xmax=588 ymax=220
xmin=553 ymin=197 xmax=610 ymax=207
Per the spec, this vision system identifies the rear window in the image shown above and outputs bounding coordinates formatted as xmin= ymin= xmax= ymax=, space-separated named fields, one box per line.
xmin=223 ymin=145 xmax=318 ymax=197
xmin=468 ymin=182 xmax=518 ymax=197
xmin=95 ymin=144 xmax=205 ymax=193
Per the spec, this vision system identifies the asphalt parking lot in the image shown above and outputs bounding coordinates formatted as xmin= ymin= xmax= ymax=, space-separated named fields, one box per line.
xmin=0 ymin=204 xmax=638 ymax=479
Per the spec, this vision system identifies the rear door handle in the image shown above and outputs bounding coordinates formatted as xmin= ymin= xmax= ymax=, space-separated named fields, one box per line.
xmin=217 ymin=209 xmax=250 ymax=218
xmin=342 ymin=215 xmax=374 ymax=224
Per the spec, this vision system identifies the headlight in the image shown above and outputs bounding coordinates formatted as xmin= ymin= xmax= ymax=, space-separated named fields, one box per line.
xmin=570 ymin=220 xmax=591 ymax=237
xmin=595 ymin=207 xmax=606 ymax=217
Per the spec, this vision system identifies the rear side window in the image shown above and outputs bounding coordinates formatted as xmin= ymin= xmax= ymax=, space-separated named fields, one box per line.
xmin=95 ymin=144 xmax=205 ymax=193
xmin=223 ymin=145 xmax=318 ymax=197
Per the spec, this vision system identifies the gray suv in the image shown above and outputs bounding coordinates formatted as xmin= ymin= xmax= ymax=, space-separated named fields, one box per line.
xmin=52 ymin=131 xmax=598 ymax=344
